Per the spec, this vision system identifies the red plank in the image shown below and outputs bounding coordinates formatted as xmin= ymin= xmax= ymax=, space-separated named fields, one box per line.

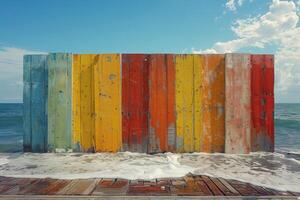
xmin=251 ymin=55 xmax=274 ymax=152
xmin=148 ymin=55 xmax=175 ymax=153
xmin=225 ymin=54 xmax=251 ymax=154
xmin=122 ymin=54 xmax=150 ymax=153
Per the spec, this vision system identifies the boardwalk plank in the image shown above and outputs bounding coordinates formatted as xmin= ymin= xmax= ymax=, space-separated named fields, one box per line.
xmin=15 ymin=179 xmax=41 ymax=195
xmin=42 ymin=180 xmax=71 ymax=195
xmin=93 ymin=179 xmax=128 ymax=196
xmin=218 ymin=178 xmax=240 ymax=195
xmin=209 ymin=177 xmax=238 ymax=196
xmin=250 ymin=184 xmax=274 ymax=196
xmin=4 ymin=178 xmax=47 ymax=195
xmin=194 ymin=176 xmax=213 ymax=196
xmin=229 ymin=180 xmax=260 ymax=196
xmin=201 ymin=176 xmax=223 ymax=196
xmin=128 ymin=178 xmax=169 ymax=196
xmin=57 ymin=179 xmax=98 ymax=195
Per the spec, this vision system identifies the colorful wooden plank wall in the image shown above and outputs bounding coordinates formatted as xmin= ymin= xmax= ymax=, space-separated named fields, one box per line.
xmin=23 ymin=55 xmax=48 ymax=152
xmin=23 ymin=53 xmax=275 ymax=153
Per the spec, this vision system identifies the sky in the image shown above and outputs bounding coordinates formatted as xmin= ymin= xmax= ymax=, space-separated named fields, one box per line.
xmin=0 ymin=0 xmax=299 ymax=103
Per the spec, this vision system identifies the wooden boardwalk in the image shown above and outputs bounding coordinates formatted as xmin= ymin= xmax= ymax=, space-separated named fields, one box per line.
xmin=0 ymin=175 xmax=298 ymax=199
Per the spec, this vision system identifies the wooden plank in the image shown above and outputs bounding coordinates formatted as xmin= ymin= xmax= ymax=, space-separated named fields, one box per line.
xmin=93 ymin=179 xmax=128 ymax=196
xmin=171 ymin=176 xmax=206 ymax=196
xmin=0 ymin=178 xmax=21 ymax=194
xmin=12 ymin=179 xmax=41 ymax=195
xmin=251 ymin=55 xmax=274 ymax=152
xmin=76 ymin=54 xmax=94 ymax=152
xmin=175 ymin=55 xmax=194 ymax=152
xmin=23 ymin=55 xmax=32 ymax=152
xmin=148 ymin=55 xmax=175 ymax=153
xmin=2 ymin=178 xmax=32 ymax=195
xmin=122 ymin=54 xmax=149 ymax=153
xmin=128 ymin=179 xmax=169 ymax=196
xmin=48 ymin=53 xmax=72 ymax=151
xmin=193 ymin=55 xmax=204 ymax=152
xmin=57 ymin=179 xmax=98 ymax=195
xmin=39 ymin=180 xmax=71 ymax=195
xmin=166 ymin=55 xmax=176 ymax=152
xmin=149 ymin=54 xmax=167 ymax=153
xmin=250 ymin=184 xmax=274 ymax=196
xmin=64 ymin=179 xmax=98 ymax=195
xmin=193 ymin=176 xmax=213 ymax=196
xmin=72 ymin=54 xmax=81 ymax=152
xmin=225 ymin=54 xmax=251 ymax=154
xmin=30 ymin=55 xmax=48 ymax=152
xmin=228 ymin=180 xmax=260 ymax=196
xmin=94 ymin=54 xmax=122 ymax=152
xmin=218 ymin=178 xmax=240 ymax=195
xmin=23 ymin=55 xmax=48 ymax=152
xmin=209 ymin=177 xmax=238 ymax=196
xmin=16 ymin=179 xmax=52 ymax=195
xmin=201 ymin=55 xmax=225 ymax=153
xmin=200 ymin=176 xmax=223 ymax=196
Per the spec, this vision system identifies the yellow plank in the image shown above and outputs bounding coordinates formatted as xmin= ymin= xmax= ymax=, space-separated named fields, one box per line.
xmin=72 ymin=54 xmax=81 ymax=151
xmin=193 ymin=55 xmax=204 ymax=152
xmin=175 ymin=55 xmax=194 ymax=152
xmin=94 ymin=54 xmax=121 ymax=152
xmin=80 ymin=54 xmax=94 ymax=152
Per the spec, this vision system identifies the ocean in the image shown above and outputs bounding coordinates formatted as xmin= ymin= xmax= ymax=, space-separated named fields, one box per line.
xmin=0 ymin=103 xmax=299 ymax=192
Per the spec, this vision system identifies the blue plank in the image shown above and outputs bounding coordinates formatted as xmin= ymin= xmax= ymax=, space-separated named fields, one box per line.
xmin=23 ymin=55 xmax=32 ymax=152
xmin=23 ymin=54 xmax=48 ymax=152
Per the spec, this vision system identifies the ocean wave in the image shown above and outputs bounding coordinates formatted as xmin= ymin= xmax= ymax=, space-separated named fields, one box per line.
xmin=0 ymin=152 xmax=299 ymax=192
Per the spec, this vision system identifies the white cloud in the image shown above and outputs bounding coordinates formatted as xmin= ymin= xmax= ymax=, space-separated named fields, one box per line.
xmin=194 ymin=0 xmax=300 ymax=102
xmin=0 ymin=46 xmax=46 ymax=102
xmin=226 ymin=0 xmax=245 ymax=11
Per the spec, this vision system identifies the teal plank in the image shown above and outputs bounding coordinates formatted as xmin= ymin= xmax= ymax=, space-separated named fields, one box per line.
xmin=23 ymin=55 xmax=48 ymax=152
xmin=47 ymin=53 xmax=72 ymax=151
xmin=23 ymin=55 xmax=32 ymax=152
xmin=31 ymin=55 xmax=48 ymax=152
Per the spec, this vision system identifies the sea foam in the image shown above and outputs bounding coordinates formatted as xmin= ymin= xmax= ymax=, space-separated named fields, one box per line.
xmin=0 ymin=151 xmax=299 ymax=192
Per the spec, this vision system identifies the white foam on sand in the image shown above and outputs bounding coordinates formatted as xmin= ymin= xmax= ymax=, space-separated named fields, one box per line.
xmin=0 ymin=152 xmax=299 ymax=192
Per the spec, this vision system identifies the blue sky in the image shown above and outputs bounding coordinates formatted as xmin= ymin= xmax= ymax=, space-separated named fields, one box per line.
xmin=0 ymin=0 xmax=299 ymax=103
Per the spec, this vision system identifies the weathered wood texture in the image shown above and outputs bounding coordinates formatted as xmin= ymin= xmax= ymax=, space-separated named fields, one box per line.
xmin=47 ymin=53 xmax=72 ymax=151
xmin=122 ymin=54 xmax=150 ymax=153
xmin=225 ymin=54 xmax=251 ymax=154
xmin=175 ymin=55 xmax=193 ymax=152
xmin=201 ymin=55 xmax=225 ymax=153
xmin=251 ymin=55 xmax=274 ymax=152
xmin=0 ymin=176 xmax=297 ymax=197
xmin=175 ymin=54 xmax=225 ymax=153
xmin=148 ymin=54 xmax=176 ymax=153
xmin=23 ymin=55 xmax=48 ymax=152
xmin=72 ymin=54 xmax=121 ymax=152
xmin=94 ymin=54 xmax=122 ymax=152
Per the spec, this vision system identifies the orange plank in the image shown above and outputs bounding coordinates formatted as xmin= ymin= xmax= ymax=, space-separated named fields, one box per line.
xmin=202 ymin=54 xmax=225 ymax=152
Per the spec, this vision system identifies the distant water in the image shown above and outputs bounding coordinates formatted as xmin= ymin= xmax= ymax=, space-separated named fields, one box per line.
xmin=0 ymin=103 xmax=23 ymax=152
xmin=0 ymin=103 xmax=299 ymax=154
